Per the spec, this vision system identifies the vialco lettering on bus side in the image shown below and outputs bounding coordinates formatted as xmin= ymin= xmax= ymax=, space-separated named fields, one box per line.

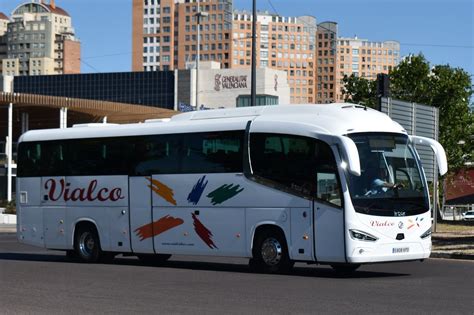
xmin=44 ymin=178 xmax=125 ymax=202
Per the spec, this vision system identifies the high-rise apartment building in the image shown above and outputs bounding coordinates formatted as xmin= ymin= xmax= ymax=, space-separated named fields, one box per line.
xmin=0 ymin=0 xmax=81 ymax=76
xmin=132 ymin=0 xmax=400 ymax=104
xmin=315 ymin=21 xmax=338 ymax=104
xmin=132 ymin=0 xmax=233 ymax=71
xmin=335 ymin=37 xmax=400 ymax=101
xmin=232 ymin=11 xmax=317 ymax=104
xmin=0 ymin=13 xmax=9 ymax=75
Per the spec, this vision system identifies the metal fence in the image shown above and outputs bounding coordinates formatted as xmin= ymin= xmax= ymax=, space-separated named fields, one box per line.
xmin=380 ymin=97 xmax=439 ymax=182
xmin=441 ymin=205 xmax=473 ymax=221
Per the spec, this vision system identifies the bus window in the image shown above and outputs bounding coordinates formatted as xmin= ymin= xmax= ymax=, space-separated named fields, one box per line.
xmin=250 ymin=133 xmax=341 ymax=205
xmin=181 ymin=131 xmax=243 ymax=174
xmin=68 ymin=139 xmax=107 ymax=175
xmin=314 ymin=143 xmax=342 ymax=207
xmin=18 ymin=142 xmax=41 ymax=177
xmin=133 ymin=134 xmax=181 ymax=175
xmin=40 ymin=141 xmax=66 ymax=176
xmin=250 ymin=133 xmax=315 ymax=196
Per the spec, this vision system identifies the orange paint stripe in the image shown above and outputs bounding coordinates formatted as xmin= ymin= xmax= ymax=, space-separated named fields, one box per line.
xmin=135 ymin=215 xmax=184 ymax=241
xmin=146 ymin=177 xmax=177 ymax=205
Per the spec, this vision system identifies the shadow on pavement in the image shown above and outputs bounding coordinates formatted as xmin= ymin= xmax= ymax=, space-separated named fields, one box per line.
xmin=0 ymin=252 xmax=409 ymax=279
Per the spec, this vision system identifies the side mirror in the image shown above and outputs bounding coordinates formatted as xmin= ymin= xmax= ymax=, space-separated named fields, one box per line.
xmin=310 ymin=133 xmax=361 ymax=176
xmin=337 ymin=136 xmax=361 ymax=176
xmin=410 ymin=135 xmax=448 ymax=176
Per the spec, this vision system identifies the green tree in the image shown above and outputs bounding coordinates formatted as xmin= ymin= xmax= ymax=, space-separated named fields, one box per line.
xmin=341 ymin=74 xmax=377 ymax=108
xmin=341 ymin=53 xmax=473 ymax=172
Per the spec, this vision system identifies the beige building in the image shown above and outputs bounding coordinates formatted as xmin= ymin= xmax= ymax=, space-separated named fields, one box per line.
xmin=336 ymin=37 xmax=400 ymax=102
xmin=0 ymin=13 xmax=9 ymax=75
xmin=315 ymin=21 xmax=338 ymax=104
xmin=0 ymin=0 xmax=81 ymax=76
xmin=132 ymin=0 xmax=233 ymax=71
xmin=132 ymin=1 xmax=400 ymax=105
xmin=232 ymin=11 xmax=317 ymax=104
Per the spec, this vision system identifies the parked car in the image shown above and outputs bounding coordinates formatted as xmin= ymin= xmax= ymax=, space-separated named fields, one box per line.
xmin=461 ymin=210 xmax=474 ymax=221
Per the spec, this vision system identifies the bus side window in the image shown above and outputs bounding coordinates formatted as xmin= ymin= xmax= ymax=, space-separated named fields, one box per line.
xmin=250 ymin=133 xmax=316 ymax=196
xmin=182 ymin=131 xmax=244 ymax=174
xmin=40 ymin=141 xmax=66 ymax=176
xmin=314 ymin=141 xmax=342 ymax=207
xmin=18 ymin=142 xmax=41 ymax=177
xmin=133 ymin=134 xmax=181 ymax=175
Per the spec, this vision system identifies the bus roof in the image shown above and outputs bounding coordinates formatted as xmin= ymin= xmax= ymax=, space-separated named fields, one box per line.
xmin=19 ymin=103 xmax=406 ymax=142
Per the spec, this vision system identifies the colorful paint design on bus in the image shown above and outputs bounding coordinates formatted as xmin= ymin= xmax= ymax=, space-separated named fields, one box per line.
xmin=187 ymin=176 xmax=208 ymax=205
xmin=192 ymin=213 xmax=218 ymax=249
xmin=135 ymin=215 xmax=184 ymax=241
xmin=207 ymin=184 xmax=244 ymax=205
xmin=146 ymin=177 xmax=177 ymax=205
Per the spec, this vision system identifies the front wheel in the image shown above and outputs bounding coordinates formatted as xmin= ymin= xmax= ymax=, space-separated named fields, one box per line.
xmin=250 ymin=229 xmax=293 ymax=274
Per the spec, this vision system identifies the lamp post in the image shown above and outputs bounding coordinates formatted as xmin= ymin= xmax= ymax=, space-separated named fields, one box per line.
xmin=195 ymin=4 xmax=208 ymax=110
xmin=251 ymin=0 xmax=257 ymax=106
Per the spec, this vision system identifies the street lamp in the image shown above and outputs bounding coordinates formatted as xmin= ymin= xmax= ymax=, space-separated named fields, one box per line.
xmin=251 ymin=0 xmax=257 ymax=106
xmin=195 ymin=4 xmax=208 ymax=111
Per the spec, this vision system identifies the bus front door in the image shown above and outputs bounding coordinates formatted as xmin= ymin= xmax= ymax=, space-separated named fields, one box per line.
xmin=313 ymin=144 xmax=346 ymax=264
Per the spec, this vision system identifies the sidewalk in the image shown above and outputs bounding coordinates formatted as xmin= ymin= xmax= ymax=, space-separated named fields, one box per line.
xmin=0 ymin=224 xmax=16 ymax=233
xmin=431 ymin=232 xmax=474 ymax=260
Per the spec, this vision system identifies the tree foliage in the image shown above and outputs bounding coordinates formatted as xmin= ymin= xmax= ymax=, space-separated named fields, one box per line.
xmin=341 ymin=54 xmax=473 ymax=172
xmin=341 ymin=74 xmax=377 ymax=108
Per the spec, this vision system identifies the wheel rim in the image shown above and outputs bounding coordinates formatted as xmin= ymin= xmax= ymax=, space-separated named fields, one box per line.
xmin=79 ymin=232 xmax=95 ymax=258
xmin=261 ymin=237 xmax=282 ymax=266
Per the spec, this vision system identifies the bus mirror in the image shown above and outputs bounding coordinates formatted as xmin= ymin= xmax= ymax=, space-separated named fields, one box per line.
xmin=410 ymin=136 xmax=448 ymax=176
xmin=337 ymin=136 xmax=361 ymax=176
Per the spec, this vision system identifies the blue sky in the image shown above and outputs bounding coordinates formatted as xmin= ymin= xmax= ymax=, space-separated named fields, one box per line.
xmin=0 ymin=0 xmax=473 ymax=76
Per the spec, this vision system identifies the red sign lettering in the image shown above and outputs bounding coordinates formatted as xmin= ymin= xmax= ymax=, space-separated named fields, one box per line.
xmin=370 ymin=220 xmax=395 ymax=227
xmin=44 ymin=179 xmax=125 ymax=202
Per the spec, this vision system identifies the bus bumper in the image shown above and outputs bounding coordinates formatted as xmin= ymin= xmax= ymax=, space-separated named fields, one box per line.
xmin=347 ymin=240 xmax=431 ymax=264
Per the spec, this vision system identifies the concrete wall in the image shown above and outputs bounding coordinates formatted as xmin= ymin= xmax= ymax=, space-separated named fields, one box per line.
xmin=189 ymin=66 xmax=290 ymax=108
xmin=0 ymin=213 xmax=16 ymax=224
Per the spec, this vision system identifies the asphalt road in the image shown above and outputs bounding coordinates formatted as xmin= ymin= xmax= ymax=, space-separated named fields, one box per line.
xmin=0 ymin=233 xmax=473 ymax=315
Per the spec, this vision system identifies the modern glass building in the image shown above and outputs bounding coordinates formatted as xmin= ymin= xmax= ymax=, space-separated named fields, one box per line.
xmin=13 ymin=71 xmax=175 ymax=109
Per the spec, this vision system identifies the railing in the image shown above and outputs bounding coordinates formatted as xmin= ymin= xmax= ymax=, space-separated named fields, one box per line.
xmin=442 ymin=205 xmax=473 ymax=221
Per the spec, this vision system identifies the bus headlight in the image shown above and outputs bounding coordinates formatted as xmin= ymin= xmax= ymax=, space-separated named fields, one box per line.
xmin=420 ymin=227 xmax=431 ymax=239
xmin=349 ymin=229 xmax=378 ymax=242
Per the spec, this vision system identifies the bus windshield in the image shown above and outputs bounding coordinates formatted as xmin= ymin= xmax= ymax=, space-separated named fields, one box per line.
xmin=346 ymin=133 xmax=429 ymax=217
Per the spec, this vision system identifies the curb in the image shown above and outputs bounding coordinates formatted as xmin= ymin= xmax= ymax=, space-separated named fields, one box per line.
xmin=430 ymin=252 xmax=474 ymax=261
xmin=0 ymin=225 xmax=16 ymax=234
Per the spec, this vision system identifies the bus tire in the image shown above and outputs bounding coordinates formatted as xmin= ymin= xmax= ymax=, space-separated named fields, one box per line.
xmin=74 ymin=225 xmax=102 ymax=263
xmin=330 ymin=263 xmax=360 ymax=275
xmin=251 ymin=229 xmax=293 ymax=274
xmin=137 ymin=254 xmax=171 ymax=265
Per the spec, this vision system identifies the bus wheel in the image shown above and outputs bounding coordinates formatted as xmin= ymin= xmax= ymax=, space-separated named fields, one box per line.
xmin=330 ymin=263 xmax=360 ymax=275
xmin=137 ymin=254 xmax=171 ymax=265
xmin=74 ymin=225 xmax=102 ymax=263
xmin=251 ymin=229 xmax=293 ymax=274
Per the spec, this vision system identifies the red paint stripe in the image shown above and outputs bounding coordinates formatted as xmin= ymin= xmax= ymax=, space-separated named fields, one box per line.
xmin=192 ymin=213 xmax=217 ymax=249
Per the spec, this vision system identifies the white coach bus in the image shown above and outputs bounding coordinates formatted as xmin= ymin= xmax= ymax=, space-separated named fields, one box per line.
xmin=16 ymin=104 xmax=447 ymax=273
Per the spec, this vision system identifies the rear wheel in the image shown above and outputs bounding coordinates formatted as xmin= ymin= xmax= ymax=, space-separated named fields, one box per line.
xmin=74 ymin=225 xmax=102 ymax=263
xmin=250 ymin=229 xmax=293 ymax=274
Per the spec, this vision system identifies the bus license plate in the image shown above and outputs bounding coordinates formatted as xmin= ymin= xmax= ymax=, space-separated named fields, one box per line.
xmin=392 ymin=247 xmax=409 ymax=253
